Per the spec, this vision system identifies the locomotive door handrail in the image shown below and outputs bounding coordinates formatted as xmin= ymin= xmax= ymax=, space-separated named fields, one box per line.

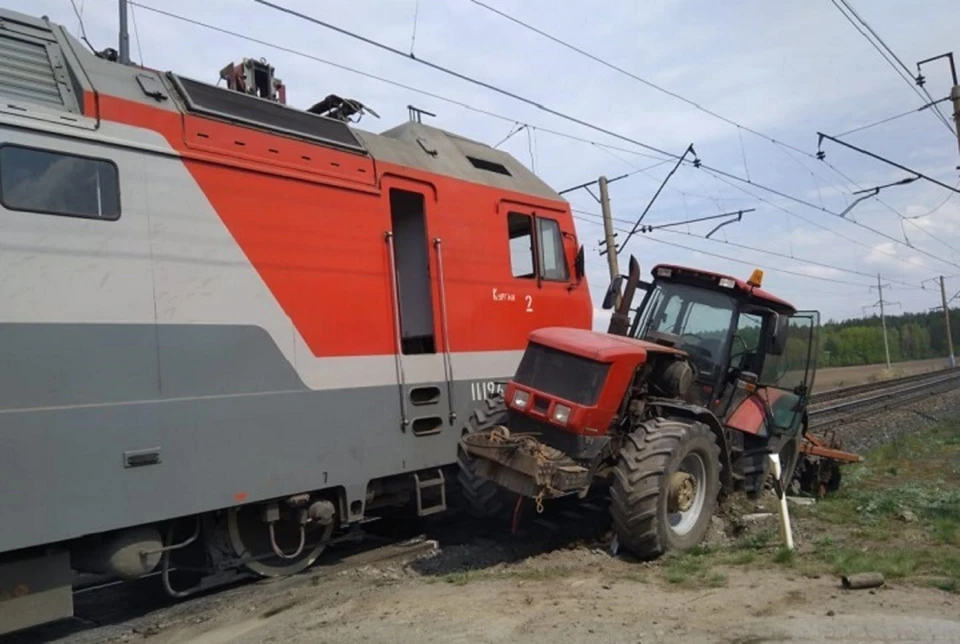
xmin=384 ymin=230 xmax=409 ymax=431
xmin=433 ymin=237 xmax=456 ymax=423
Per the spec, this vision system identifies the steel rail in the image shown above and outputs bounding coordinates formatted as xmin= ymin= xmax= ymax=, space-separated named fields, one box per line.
xmin=808 ymin=369 xmax=960 ymax=429
xmin=810 ymin=366 xmax=960 ymax=405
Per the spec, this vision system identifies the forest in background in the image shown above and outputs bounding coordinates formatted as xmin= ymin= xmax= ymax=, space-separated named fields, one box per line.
xmin=820 ymin=307 xmax=960 ymax=367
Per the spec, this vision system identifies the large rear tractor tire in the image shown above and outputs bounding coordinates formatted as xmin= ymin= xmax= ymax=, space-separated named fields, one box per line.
xmin=457 ymin=396 xmax=513 ymax=520
xmin=610 ymin=418 xmax=721 ymax=559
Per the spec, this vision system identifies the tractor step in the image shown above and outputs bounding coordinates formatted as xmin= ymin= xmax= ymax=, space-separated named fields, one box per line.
xmin=413 ymin=470 xmax=447 ymax=517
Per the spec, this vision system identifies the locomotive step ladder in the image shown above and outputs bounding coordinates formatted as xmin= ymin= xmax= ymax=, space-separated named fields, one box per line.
xmin=413 ymin=470 xmax=447 ymax=517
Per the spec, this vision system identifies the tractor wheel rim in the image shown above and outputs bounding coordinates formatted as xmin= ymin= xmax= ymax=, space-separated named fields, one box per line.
xmin=668 ymin=452 xmax=707 ymax=536
xmin=667 ymin=472 xmax=696 ymax=512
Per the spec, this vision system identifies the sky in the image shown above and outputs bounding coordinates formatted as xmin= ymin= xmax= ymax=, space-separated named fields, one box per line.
xmin=14 ymin=0 xmax=960 ymax=328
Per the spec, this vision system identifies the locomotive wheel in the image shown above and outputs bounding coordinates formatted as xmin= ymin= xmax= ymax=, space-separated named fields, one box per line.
xmin=610 ymin=418 xmax=720 ymax=559
xmin=226 ymin=504 xmax=332 ymax=577
xmin=457 ymin=396 xmax=513 ymax=520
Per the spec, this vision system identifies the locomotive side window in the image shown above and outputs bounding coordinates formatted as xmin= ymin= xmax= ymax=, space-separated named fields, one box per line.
xmin=0 ymin=145 xmax=120 ymax=221
xmin=508 ymin=212 xmax=535 ymax=278
xmin=536 ymin=217 xmax=569 ymax=281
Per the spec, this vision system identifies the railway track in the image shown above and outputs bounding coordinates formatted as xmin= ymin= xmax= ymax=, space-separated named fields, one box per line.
xmin=808 ymin=367 xmax=960 ymax=430
xmin=10 ymin=368 xmax=960 ymax=643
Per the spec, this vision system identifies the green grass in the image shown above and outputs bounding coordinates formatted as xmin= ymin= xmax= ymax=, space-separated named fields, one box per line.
xmin=727 ymin=550 xmax=757 ymax=566
xmin=931 ymin=517 xmax=960 ymax=545
xmin=662 ymin=546 xmax=728 ymax=587
xmin=802 ymin=417 xmax=960 ymax=593
xmin=737 ymin=530 xmax=776 ymax=551
xmin=772 ymin=546 xmax=795 ymax=566
xmin=505 ymin=565 xmax=574 ymax=581
xmin=442 ymin=571 xmax=478 ymax=586
xmin=932 ymin=578 xmax=959 ymax=593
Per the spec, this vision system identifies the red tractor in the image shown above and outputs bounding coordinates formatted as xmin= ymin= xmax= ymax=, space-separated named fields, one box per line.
xmin=458 ymin=258 xmax=819 ymax=557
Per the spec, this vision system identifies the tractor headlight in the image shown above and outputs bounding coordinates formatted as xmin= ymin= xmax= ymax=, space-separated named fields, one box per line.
xmin=512 ymin=389 xmax=530 ymax=410
xmin=552 ymin=404 xmax=571 ymax=425
xmin=718 ymin=277 xmax=735 ymax=288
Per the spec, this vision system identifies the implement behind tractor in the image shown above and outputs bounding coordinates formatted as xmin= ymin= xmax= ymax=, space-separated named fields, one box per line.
xmin=458 ymin=258 xmax=850 ymax=557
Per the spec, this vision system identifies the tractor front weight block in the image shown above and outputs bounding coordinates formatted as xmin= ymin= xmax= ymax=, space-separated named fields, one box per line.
xmin=460 ymin=427 xmax=592 ymax=500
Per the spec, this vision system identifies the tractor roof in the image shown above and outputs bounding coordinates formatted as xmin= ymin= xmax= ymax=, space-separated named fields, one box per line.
xmin=652 ymin=263 xmax=797 ymax=314
xmin=528 ymin=327 xmax=685 ymax=363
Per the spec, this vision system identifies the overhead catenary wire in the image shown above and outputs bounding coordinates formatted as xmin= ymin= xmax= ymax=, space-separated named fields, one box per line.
xmin=906 ymin=182 xmax=960 ymax=219
xmin=137 ymin=1 xmax=959 ymax=274
xmin=831 ymin=0 xmax=956 ymax=135
xmin=129 ymin=1 xmax=144 ymax=66
xmin=466 ymin=0 xmax=881 ymax=201
xmin=69 ymin=0 xmax=97 ymax=53
xmin=838 ymin=0 xmax=956 ymax=136
xmin=578 ymin=215 xmax=888 ymax=288
xmin=128 ymin=2 xmax=673 ymax=164
xmin=250 ymin=0 xmax=900 ymax=224
xmin=571 ymin=209 xmax=921 ymax=289
xmin=834 ymin=96 xmax=951 ymax=138
xmin=493 ymin=122 xmax=524 ymax=149
xmin=699 ymin=167 xmax=956 ymax=274
xmin=466 ymin=0 xmax=846 ymax=167
xmin=408 ymin=0 xmax=420 ymax=57
xmin=811 ymin=148 xmax=960 ymax=256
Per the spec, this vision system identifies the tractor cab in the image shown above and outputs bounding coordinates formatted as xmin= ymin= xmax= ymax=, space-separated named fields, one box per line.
xmin=615 ymin=261 xmax=819 ymax=437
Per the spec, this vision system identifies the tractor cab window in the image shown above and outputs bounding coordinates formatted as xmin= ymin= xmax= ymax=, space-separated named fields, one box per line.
xmin=730 ymin=311 xmax=764 ymax=373
xmin=634 ymin=282 xmax=736 ymax=381
xmin=760 ymin=313 xmax=818 ymax=393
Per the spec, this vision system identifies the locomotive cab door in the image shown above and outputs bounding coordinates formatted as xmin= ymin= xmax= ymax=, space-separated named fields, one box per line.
xmin=384 ymin=184 xmax=455 ymax=447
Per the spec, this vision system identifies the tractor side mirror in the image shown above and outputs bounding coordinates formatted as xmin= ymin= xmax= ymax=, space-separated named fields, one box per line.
xmin=769 ymin=313 xmax=789 ymax=356
xmin=602 ymin=275 xmax=624 ymax=310
xmin=574 ymin=245 xmax=585 ymax=281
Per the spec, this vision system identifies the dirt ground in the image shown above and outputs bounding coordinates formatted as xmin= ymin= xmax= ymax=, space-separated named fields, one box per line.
xmin=51 ymin=400 xmax=957 ymax=644
xmin=136 ymin=556 xmax=960 ymax=644
xmin=814 ymin=357 xmax=950 ymax=391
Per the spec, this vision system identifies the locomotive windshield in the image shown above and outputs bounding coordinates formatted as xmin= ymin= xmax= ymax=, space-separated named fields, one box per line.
xmin=633 ymin=282 xmax=736 ymax=378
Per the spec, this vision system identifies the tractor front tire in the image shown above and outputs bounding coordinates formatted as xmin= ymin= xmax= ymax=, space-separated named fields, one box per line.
xmin=611 ymin=418 xmax=720 ymax=559
xmin=457 ymin=396 xmax=512 ymax=520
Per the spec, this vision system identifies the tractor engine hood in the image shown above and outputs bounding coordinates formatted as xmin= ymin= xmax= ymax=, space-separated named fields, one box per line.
xmin=527 ymin=327 xmax=687 ymax=363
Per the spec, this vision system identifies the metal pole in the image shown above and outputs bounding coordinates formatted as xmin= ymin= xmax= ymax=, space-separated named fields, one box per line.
xmin=878 ymin=273 xmax=891 ymax=370
xmin=941 ymin=275 xmax=957 ymax=368
xmin=118 ymin=0 xmax=131 ymax=65
xmin=599 ymin=176 xmax=620 ymax=285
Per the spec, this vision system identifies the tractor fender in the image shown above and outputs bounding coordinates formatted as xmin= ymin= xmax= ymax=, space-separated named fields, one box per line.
xmin=726 ymin=389 xmax=805 ymax=438
xmin=652 ymin=400 xmax=732 ymax=490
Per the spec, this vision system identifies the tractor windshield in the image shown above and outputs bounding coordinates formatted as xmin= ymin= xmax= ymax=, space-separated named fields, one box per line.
xmin=633 ymin=282 xmax=736 ymax=380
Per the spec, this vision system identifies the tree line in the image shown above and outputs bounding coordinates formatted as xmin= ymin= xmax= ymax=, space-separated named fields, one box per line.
xmin=819 ymin=308 xmax=959 ymax=367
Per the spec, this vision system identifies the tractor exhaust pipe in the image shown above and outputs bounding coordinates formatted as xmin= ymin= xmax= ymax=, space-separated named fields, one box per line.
xmin=607 ymin=255 xmax=641 ymax=337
